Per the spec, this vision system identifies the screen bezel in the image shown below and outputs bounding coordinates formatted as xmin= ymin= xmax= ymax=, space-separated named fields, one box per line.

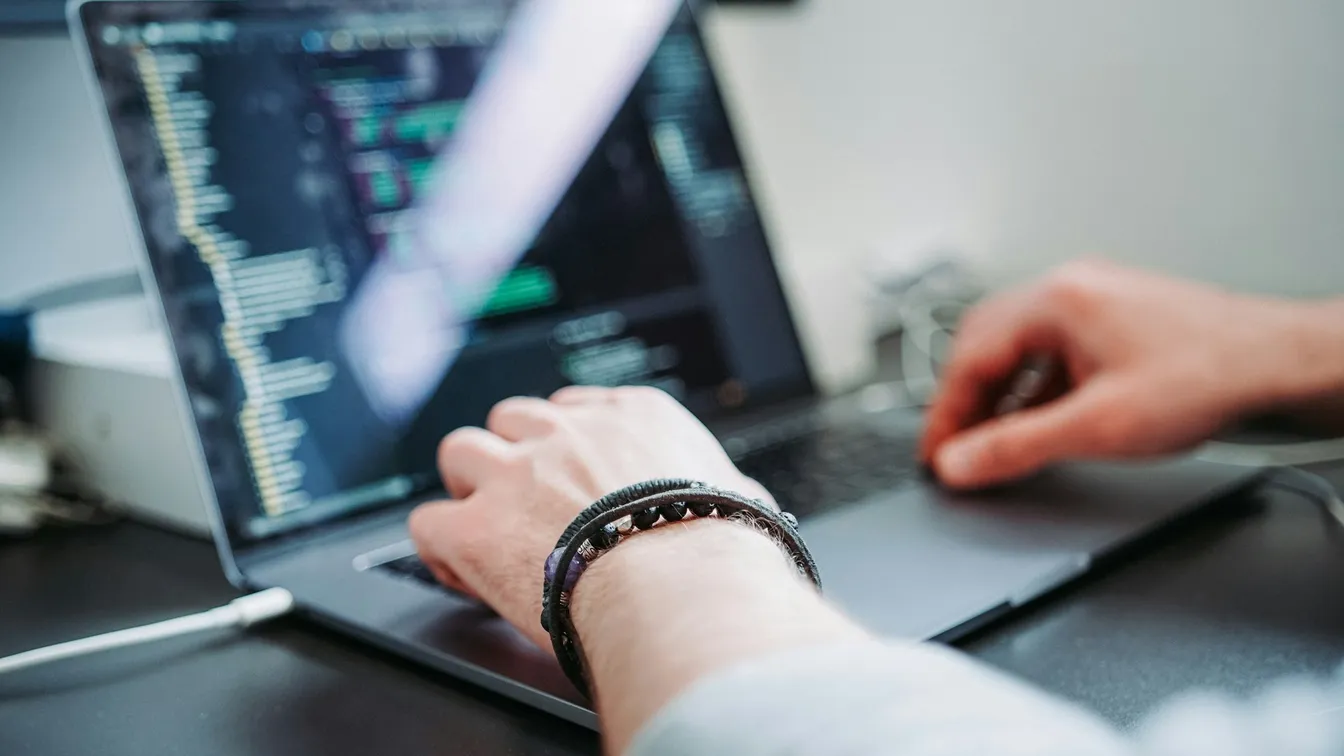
xmin=71 ymin=0 xmax=820 ymax=568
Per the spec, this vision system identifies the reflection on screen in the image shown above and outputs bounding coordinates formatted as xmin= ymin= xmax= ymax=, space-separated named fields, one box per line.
xmin=87 ymin=0 xmax=812 ymax=544
xmin=342 ymin=0 xmax=682 ymax=426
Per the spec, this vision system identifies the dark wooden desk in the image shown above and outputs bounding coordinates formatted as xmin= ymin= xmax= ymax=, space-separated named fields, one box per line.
xmin=3 ymin=467 xmax=1344 ymax=755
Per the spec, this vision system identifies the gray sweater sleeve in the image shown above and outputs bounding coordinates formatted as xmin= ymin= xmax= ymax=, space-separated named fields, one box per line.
xmin=626 ymin=640 xmax=1344 ymax=756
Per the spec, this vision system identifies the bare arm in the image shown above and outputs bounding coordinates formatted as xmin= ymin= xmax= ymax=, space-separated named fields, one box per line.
xmin=1256 ymin=300 xmax=1344 ymax=435
xmin=406 ymin=387 xmax=1128 ymax=755
xmin=408 ymin=380 xmax=1344 ymax=755
xmin=571 ymin=518 xmax=866 ymax=753
xmin=406 ymin=385 xmax=869 ymax=753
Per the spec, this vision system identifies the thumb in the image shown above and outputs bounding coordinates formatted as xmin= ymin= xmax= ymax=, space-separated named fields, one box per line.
xmin=933 ymin=382 xmax=1129 ymax=489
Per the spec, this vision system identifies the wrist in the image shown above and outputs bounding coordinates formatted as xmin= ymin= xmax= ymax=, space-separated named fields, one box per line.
xmin=1245 ymin=297 xmax=1344 ymax=410
xmin=570 ymin=518 xmax=832 ymax=654
xmin=569 ymin=518 xmax=864 ymax=753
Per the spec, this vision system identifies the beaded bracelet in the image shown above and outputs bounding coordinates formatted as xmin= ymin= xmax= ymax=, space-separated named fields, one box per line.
xmin=540 ymin=478 xmax=822 ymax=697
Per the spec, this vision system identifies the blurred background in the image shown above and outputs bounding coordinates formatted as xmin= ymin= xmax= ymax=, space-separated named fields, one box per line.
xmin=705 ymin=0 xmax=1344 ymax=299
xmin=2 ymin=0 xmax=1343 ymax=531
xmin=6 ymin=0 xmax=1344 ymax=382
xmin=6 ymin=0 xmax=1344 ymax=308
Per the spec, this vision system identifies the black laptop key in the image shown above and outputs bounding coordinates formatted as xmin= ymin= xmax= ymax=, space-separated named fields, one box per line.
xmin=375 ymin=553 xmax=493 ymax=610
xmin=735 ymin=426 xmax=918 ymax=519
xmin=380 ymin=554 xmax=446 ymax=588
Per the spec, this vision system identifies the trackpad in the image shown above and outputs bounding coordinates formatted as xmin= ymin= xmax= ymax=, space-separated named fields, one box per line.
xmin=797 ymin=459 xmax=1250 ymax=641
xmin=800 ymin=485 xmax=1078 ymax=640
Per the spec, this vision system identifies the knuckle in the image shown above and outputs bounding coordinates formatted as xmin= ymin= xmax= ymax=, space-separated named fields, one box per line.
xmin=539 ymin=410 xmax=570 ymax=434
xmin=1041 ymin=268 xmax=1097 ymax=316
xmin=975 ymin=434 xmax=1015 ymax=471
xmin=500 ymin=451 xmax=531 ymax=478
xmin=438 ymin=427 xmax=483 ymax=461
xmin=945 ymin=323 xmax=987 ymax=366
xmin=484 ymin=401 xmax=511 ymax=430
xmin=406 ymin=504 xmax=439 ymax=544
xmin=487 ymin=397 xmax=525 ymax=422
xmin=534 ymin=410 xmax=564 ymax=432
xmin=551 ymin=384 xmax=610 ymax=401
xmin=438 ymin=427 xmax=473 ymax=452
xmin=956 ymin=301 xmax=993 ymax=335
xmin=491 ymin=397 xmax=559 ymax=429
xmin=1058 ymin=257 xmax=1110 ymax=279
xmin=613 ymin=385 xmax=669 ymax=406
xmin=548 ymin=385 xmax=583 ymax=402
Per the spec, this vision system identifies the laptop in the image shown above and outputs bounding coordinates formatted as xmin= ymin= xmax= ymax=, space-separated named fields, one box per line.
xmin=71 ymin=0 xmax=1261 ymax=728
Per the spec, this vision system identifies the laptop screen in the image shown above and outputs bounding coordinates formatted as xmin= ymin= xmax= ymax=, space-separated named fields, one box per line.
xmin=77 ymin=0 xmax=813 ymax=546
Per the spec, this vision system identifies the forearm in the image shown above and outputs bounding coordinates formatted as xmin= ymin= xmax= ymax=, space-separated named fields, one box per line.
xmin=570 ymin=518 xmax=867 ymax=754
xmin=625 ymin=636 xmax=1344 ymax=756
xmin=1249 ymin=298 xmax=1344 ymax=413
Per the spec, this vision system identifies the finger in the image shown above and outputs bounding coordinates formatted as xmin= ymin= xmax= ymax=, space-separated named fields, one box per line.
xmin=932 ymin=381 xmax=1128 ymax=489
xmin=487 ymin=396 xmax=563 ymax=441
xmin=550 ymin=385 xmax=616 ymax=406
xmin=919 ymin=291 xmax=1063 ymax=462
xmin=920 ymin=297 xmax=1032 ymax=462
xmin=433 ymin=565 xmax=480 ymax=599
xmin=407 ymin=501 xmax=482 ymax=600
xmin=437 ymin=427 xmax=512 ymax=498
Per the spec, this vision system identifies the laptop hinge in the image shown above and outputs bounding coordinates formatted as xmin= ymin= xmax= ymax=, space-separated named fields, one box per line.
xmin=234 ymin=497 xmax=425 ymax=576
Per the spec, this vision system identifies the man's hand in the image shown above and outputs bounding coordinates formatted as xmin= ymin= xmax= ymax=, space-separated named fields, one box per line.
xmin=921 ymin=259 xmax=1344 ymax=489
xmin=409 ymin=386 xmax=861 ymax=753
xmin=408 ymin=385 xmax=773 ymax=650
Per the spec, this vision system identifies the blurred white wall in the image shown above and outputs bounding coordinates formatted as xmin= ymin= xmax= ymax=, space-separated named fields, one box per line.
xmin=704 ymin=0 xmax=1344 ymax=297
xmin=3 ymin=1 xmax=1343 ymax=311
xmin=0 ymin=35 xmax=139 ymax=305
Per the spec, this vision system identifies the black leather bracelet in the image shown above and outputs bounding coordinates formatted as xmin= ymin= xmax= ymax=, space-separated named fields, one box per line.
xmin=540 ymin=478 xmax=821 ymax=698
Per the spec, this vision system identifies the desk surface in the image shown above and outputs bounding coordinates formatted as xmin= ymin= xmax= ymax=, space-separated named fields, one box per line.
xmin=3 ymin=467 xmax=1344 ymax=756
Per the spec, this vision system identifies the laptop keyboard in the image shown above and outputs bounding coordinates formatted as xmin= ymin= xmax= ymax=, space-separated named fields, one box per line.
xmin=734 ymin=426 xmax=921 ymax=519
xmin=377 ymin=552 xmax=442 ymax=586
xmin=374 ymin=551 xmax=475 ymax=602
xmin=367 ymin=424 xmax=919 ymax=588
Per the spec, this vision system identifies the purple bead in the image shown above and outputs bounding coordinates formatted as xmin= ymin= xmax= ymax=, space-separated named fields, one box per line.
xmin=544 ymin=547 xmax=587 ymax=592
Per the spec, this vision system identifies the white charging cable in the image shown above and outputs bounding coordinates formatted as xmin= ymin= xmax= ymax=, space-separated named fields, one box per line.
xmin=0 ymin=588 xmax=295 ymax=676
